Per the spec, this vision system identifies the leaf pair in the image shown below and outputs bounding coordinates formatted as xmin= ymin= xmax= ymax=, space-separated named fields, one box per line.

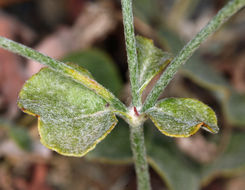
xmin=136 ymin=36 xmax=218 ymax=137
xmin=18 ymin=36 xmax=218 ymax=157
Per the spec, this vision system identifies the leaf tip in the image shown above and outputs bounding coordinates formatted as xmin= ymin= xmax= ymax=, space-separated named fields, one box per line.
xmin=201 ymin=122 xmax=219 ymax=134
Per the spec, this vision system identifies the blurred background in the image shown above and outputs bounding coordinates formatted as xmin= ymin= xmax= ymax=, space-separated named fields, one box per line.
xmin=0 ymin=0 xmax=245 ymax=189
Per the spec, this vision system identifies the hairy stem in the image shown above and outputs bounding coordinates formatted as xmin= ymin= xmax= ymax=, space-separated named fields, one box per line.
xmin=121 ymin=1 xmax=151 ymax=188
xmin=0 ymin=36 xmax=127 ymax=113
xmin=142 ymin=0 xmax=245 ymax=112
xmin=121 ymin=0 xmax=141 ymax=108
xmin=130 ymin=124 xmax=151 ymax=190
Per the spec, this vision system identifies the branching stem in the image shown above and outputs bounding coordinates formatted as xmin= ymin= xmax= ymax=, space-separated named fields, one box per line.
xmin=0 ymin=37 xmax=127 ymax=113
xmin=142 ymin=0 xmax=245 ymax=112
xmin=121 ymin=0 xmax=151 ymax=189
xmin=0 ymin=0 xmax=244 ymax=189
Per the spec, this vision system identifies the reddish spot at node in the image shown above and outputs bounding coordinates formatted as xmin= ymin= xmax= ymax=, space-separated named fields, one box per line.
xmin=134 ymin=107 xmax=139 ymax=116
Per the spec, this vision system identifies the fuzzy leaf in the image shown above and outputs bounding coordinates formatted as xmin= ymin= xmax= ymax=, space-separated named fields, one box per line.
xmin=136 ymin=36 xmax=172 ymax=94
xmin=18 ymin=66 xmax=117 ymax=157
xmin=146 ymin=98 xmax=218 ymax=137
xmin=0 ymin=36 xmax=126 ymax=113
xmin=182 ymin=56 xmax=245 ymax=127
xmin=86 ymin=119 xmax=132 ymax=163
xmin=158 ymin=27 xmax=245 ymax=126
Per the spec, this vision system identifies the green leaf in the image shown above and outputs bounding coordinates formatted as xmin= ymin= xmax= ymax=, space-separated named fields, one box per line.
xmin=158 ymin=26 xmax=184 ymax=54
xmin=226 ymin=92 xmax=245 ymax=126
xmin=146 ymin=98 xmax=219 ymax=137
xmin=181 ymin=56 xmax=245 ymax=127
xmin=62 ymin=49 xmax=123 ymax=96
xmin=182 ymin=56 xmax=230 ymax=97
xmin=133 ymin=0 xmax=161 ymax=24
xmin=9 ymin=127 xmax=32 ymax=151
xmin=0 ymin=118 xmax=32 ymax=151
xmin=142 ymin=0 xmax=245 ymax=112
xmin=136 ymin=36 xmax=172 ymax=95
xmin=18 ymin=66 xmax=118 ymax=157
xmin=86 ymin=119 xmax=132 ymax=163
xmin=158 ymin=26 xmax=245 ymax=127
xmin=0 ymin=36 xmax=127 ymax=113
xmin=148 ymin=145 xmax=200 ymax=190
xmin=146 ymin=127 xmax=201 ymax=190
xmin=202 ymin=132 xmax=245 ymax=184
xmin=181 ymin=54 xmax=231 ymax=104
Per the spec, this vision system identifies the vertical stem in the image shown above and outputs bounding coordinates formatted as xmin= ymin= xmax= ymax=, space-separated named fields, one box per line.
xmin=142 ymin=0 xmax=245 ymax=112
xmin=130 ymin=124 xmax=151 ymax=190
xmin=121 ymin=0 xmax=141 ymax=108
xmin=121 ymin=1 xmax=150 ymax=188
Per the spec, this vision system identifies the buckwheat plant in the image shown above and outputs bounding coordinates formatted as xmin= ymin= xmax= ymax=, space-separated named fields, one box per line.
xmin=0 ymin=0 xmax=244 ymax=189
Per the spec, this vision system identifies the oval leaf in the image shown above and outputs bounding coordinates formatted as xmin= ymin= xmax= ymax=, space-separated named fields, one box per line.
xmin=146 ymin=98 xmax=218 ymax=137
xmin=136 ymin=36 xmax=172 ymax=94
xmin=18 ymin=67 xmax=118 ymax=157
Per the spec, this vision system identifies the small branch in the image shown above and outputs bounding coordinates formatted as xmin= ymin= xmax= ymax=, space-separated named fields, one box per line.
xmin=0 ymin=36 xmax=127 ymax=113
xmin=130 ymin=124 xmax=151 ymax=190
xmin=142 ymin=0 xmax=245 ymax=112
xmin=121 ymin=0 xmax=141 ymax=108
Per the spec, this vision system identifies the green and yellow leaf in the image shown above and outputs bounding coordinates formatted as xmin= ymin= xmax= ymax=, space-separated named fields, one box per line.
xmin=18 ymin=66 xmax=118 ymax=157
xmin=146 ymin=98 xmax=219 ymax=137
xmin=62 ymin=49 xmax=123 ymax=96
xmin=86 ymin=119 xmax=132 ymax=163
xmin=182 ymin=57 xmax=245 ymax=127
xmin=136 ymin=36 xmax=172 ymax=94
